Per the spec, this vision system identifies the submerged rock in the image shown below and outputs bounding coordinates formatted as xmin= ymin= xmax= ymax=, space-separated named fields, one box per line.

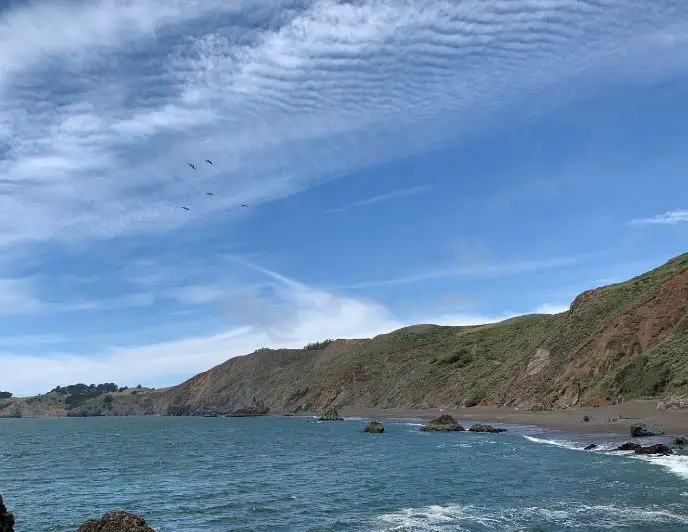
xmin=468 ymin=424 xmax=507 ymax=433
xmin=583 ymin=443 xmax=598 ymax=450
xmin=363 ymin=421 xmax=384 ymax=433
xmin=0 ymin=494 xmax=15 ymax=532
xmin=581 ymin=416 xmax=590 ymax=423
xmin=420 ymin=414 xmax=465 ymax=432
xmin=77 ymin=511 xmax=154 ymax=532
xmin=319 ymin=407 xmax=344 ymax=421
xmin=630 ymin=423 xmax=664 ymax=437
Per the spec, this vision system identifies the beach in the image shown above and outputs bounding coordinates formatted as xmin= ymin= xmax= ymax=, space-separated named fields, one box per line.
xmin=339 ymin=400 xmax=688 ymax=437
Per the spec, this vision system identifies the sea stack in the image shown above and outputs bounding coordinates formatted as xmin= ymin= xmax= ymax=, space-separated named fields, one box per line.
xmin=363 ymin=421 xmax=384 ymax=433
xmin=319 ymin=407 xmax=344 ymax=421
xmin=420 ymin=414 xmax=465 ymax=432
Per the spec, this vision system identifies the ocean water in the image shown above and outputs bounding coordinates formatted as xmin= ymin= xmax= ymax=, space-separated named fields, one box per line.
xmin=0 ymin=416 xmax=687 ymax=531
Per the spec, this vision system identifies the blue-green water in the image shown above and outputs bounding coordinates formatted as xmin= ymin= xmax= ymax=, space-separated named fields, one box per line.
xmin=1 ymin=416 xmax=687 ymax=531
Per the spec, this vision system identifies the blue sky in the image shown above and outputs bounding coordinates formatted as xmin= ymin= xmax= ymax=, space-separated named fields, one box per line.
xmin=1 ymin=0 xmax=687 ymax=395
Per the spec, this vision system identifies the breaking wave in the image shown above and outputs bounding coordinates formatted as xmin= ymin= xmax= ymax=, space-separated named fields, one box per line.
xmin=375 ymin=503 xmax=688 ymax=531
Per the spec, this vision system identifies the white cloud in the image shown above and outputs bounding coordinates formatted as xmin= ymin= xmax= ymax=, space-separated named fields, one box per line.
xmin=629 ymin=209 xmax=688 ymax=226
xmin=0 ymin=0 xmax=686 ymax=252
xmin=1 ymin=263 xmax=571 ymax=395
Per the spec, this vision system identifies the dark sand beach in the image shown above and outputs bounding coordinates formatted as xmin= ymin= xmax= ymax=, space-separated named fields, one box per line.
xmin=339 ymin=400 xmax=688 ymax=437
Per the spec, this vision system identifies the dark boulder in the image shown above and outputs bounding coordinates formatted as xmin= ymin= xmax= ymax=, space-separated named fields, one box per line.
xmin=319 ymin=407 xmax=344 ymax=421
xmin=630 ymin=423 xmax=664 ymax=437
xmin=0 ymin=494 xmax=15 ymax=532
xmin=674 ymin=436 xmax=688 ymax=445
xmin=420 ymin=414 xmax=465 ymax=432
xmin=363 ymin=421 xmax=384 ymax=433
xmin=614 ymin=442 xmax=643 ymax=452
xmin=583 ymin=443 xmax=597 ymax=450
xmin=581 ymin=416 xmax=590 ymax=423
xmin=468 ymin=423 xmax=507 ymax=433
xmin=77 ymin=511 xmax=154 ymax=532
xmin=635 ymin=444 xmax=673 ymax=456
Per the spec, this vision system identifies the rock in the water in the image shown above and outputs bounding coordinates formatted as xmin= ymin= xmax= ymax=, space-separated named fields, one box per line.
xmin=468 ymin=423 xmax=507 ymax=433
xmin=581 ymin=415 xmax=590 ymax=423
xmin=319 ymin=407 xmax=344 ymax=421
xmin=630 ymin=423 xmax=664 ymax=437
xmin=583 ymin=443 xmax=597 ymax=450
xmin=420 ymin=414 xmax=465 ymax=432
xmin=635 ymin=444 xmax=673 ymax=456
xmin=614 ymin=442 xmax=643 ymax=452
xmin=363 ymin=421 xmax=384 ymax=433
xmin=0 ymin=494 xmax=15 ymax=532
xmin=77 ymin=511 xmax=154 ymax=532
xmin=674 ymin=436 xmax=688 ymax=445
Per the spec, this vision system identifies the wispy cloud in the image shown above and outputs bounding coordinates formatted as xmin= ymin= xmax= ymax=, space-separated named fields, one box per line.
xmin=1 ymin=262 xmax=570 ymax=395
xmin=0 ymin=0 xmax=685 ymax=254
xmin=0 ymin=278 xmax=46 ymax=315
xmin=629 ymin=209 xmax=688 ymax=226
xmin=339 ymin=252 xmax=599 ymax=289
xmin=326 ymin=185 xmax=431 ymax=213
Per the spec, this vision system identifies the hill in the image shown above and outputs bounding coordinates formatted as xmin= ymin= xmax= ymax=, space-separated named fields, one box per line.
xmin=2 ymin=252 xmax=687 ymax=418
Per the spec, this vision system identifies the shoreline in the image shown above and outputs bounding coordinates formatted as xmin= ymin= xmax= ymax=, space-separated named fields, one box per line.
xmin=334 ymin=401 xmax=688 ymax=438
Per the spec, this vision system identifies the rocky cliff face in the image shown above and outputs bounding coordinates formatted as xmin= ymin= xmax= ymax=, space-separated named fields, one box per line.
xmin=3 ymin=253 xmax=688 ymax=417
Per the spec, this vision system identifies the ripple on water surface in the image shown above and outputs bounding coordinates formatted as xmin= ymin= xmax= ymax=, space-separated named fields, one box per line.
xmin=0 ymin=416 xmax=686 ymax=531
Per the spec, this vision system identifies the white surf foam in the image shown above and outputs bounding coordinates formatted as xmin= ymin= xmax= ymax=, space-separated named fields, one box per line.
xmin=375 ymin=503 xmax=688 ymax=531
xmin=523 ymin=435 xmax=582 ymax=451
xmin=631 ymin=453 xmax=688 ymax=481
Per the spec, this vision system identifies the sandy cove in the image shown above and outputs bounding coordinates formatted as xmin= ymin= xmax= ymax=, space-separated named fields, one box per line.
xmin=337 ymin=400 xmax=688 ymax=437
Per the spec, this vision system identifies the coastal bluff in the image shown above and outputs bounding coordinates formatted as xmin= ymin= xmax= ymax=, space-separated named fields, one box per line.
xmin=2 ymin=252 xmax=688 ymax=419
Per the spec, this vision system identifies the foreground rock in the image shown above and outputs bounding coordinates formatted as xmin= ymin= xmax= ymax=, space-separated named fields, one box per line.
xmin=420 ymin=414 xmax=465 ymax=432
xmin=583 ymin=443 xmax=597 ymax=450
xmin=77 ymin=511 xmax=154 ymax=532
xmin=319 ymin=407 xmax=344 ymax=421
xmin=0 ymin=494 xmax=14 ymax=532
xmin=630 ymin=423 xmax=664 ymax=437
xmin=363 ymin=421 xmax=384 ymax=433
xmin=468 ymin=423 xmax=507 ymax=433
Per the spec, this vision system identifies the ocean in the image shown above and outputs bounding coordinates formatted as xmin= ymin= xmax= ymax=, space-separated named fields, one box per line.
xmin=1 ymin=416 xmax=687 ymax=531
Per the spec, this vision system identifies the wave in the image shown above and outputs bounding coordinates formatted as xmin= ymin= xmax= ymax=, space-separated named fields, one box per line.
xmin=523 ymin=434 xmax=688 ymax=482
xmin=375 ymin=503 xmax=688 ymax=531
xmin=631 ymin=454 xmax=688 ymax=481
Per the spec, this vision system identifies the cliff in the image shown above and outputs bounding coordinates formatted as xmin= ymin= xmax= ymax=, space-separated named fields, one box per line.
xmin=2 ymin=252 xmax=687 ymax=417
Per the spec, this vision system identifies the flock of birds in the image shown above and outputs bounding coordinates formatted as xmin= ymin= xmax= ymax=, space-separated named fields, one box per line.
xmin=181 ymin=159 xmax=249 ymax=211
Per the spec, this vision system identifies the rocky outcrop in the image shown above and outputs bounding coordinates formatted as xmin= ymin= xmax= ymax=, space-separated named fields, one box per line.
xmin=230 ymin=395 xmax=269 ymax=417
xmin=77 ymin=511 xmax=154 ymax=532
xmin=614 ymin=442 xmax=643 ymax=452
xmin=319 ymin=407 xmax=343 ymax=421
xmin=635 ymin=443 xmax=673 ymax=456
xmin=420 ymin=414 xmax=465 ymax=432
xmin=363 ymin=421 xmax=384 ymax=433
xmin=583 ymin=443 xmax=597 ymax=450
xmin=674 ymin=436 xmax=687 ymax=445
xmin=0 ymin=494 xmax=14 ymax=532
xmin=630 ymin=423 xmax=664 ymax=437
xmin=468 ymin=423 xmax=507 ymax=433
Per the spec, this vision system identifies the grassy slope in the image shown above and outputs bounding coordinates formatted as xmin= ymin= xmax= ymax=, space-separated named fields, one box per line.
xmin=3 ymin=252 xmax=687 ymax=417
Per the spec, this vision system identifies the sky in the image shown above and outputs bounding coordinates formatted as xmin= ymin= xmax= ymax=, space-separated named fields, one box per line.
xmin=1 ymin=0 xmax=688 ymax=396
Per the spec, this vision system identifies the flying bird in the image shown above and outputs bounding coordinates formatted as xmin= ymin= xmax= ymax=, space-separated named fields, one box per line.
xmin=207 ymin=192 xmax=214 ymax=196
xmin=241 ymin=203 xmax=248 ymax=207
xmin=205 ymin=159 xmax=213 ymax=165
xmin=187 ymin=162 xmax=196 ymax=170
xmin=181 ymin=206 xmax=190 ymax=211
